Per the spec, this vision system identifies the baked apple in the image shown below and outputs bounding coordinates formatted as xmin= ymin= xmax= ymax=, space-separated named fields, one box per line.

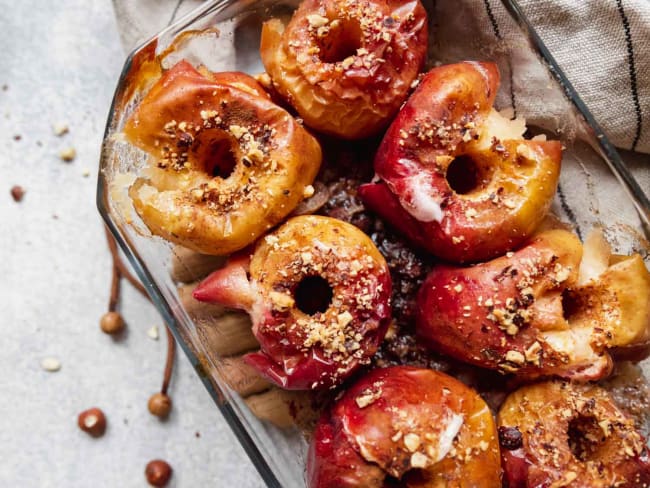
xmin=307 ymin=366 xmax=501 ymax=487
xmin=260 ymin=0 xmax=428 ymax=139
xmin=123 ymin=60 xmax=322 ymax=255
xmin=359 ymin=61 xmax=562 ymax=263
xmin=416 ymin=228 xmax=650 ymax=380
xmin=193 ymin=215 xmax=392 ymax=390
xmin=571 ymin=229 xmax=650 ymax=360
xmin=498 ymin=381 xmax=650 ymax=487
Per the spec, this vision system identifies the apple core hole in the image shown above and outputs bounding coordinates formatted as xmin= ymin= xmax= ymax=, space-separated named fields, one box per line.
xmin=390 ymin=468 xmax=428 ymax=486
xmin=446 ymin=155 xmax=488 ymax=195
xmin=317 ymin=21 xmax=362 ymax=64
xmin=294 ymin=276 xmax=333 ymax=315
xmin=561 ymin=290 xmax=581 ymax=322
xmin=193 ymin=133 xmax=238 ymax=179
xmin=567 ymin=415 xmax=605 ymax=462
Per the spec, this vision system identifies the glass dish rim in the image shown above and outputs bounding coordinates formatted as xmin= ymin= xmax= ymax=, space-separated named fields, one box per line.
xmin=96 ymin=0 xmax=650 ymax=486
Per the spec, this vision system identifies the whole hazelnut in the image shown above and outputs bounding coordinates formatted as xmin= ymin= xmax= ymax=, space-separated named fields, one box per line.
xmin=10 ymin=185 xmax=25 ymax=202
xmin=145 ymin=459 xmax=172 ymax=487
xmin=77 ymin=407 xmax=107 ymax=437
xmin=148 ymin=392 xmax=172 ymax=419
xmin=100 ymin=311 xmax=125 ymax=335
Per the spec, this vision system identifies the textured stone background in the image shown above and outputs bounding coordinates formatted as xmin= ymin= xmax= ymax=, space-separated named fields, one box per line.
xmin=0 ymin=1 xmax=263 ymax=486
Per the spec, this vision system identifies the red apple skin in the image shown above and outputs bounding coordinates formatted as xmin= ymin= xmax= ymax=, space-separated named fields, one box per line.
xmin=498 ymin=381 xmax=650 ymax=488
xmin=415 ymin=229 xmax=612 ymax=381
xmin=194 ymin=215 xmax=392 ymax=390
xmin=191 ymin=251 xmax=254 ymax=310
xmin=360 ymin=61 xmax=562 ymax=263
xmin=307 ymin=411 xmax=386 ymax=488
xmin=307 ymin=366 xmax=501 ymax=488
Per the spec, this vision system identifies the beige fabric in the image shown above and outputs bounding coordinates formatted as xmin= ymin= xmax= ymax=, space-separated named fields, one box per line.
xmin=520 ymin=0 xmax=649 ymax=154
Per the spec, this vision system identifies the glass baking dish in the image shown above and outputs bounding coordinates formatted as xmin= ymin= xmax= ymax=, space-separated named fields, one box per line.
xmin=97 ymin=0 xmax=650 ymax=486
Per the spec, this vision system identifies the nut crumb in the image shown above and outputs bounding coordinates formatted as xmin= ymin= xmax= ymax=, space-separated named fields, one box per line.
xmin=505 ymin=350 xmax=525 ymax=365
xmin=355 ymin=387 xmax=382 ymax=408
xmin=306 ymin=14 xmax=329 ymax=28
xmin=303 ymin=185 xmax=315 ymax=198
xmin=410 ymin=452 xmax=429 ymax=468
xmin=404 ymin=433 xmax=421 ymax=452
xmin=59 ymin=147 xmax=76 ymax=162
xmin=147 ymin=325 xmax=159 ymax=340
xmin=41 ymin=357 xmax=61 ymax=372
xmin=341 ymin=57 xmax=355 ymax=70
xmin=53 ymin=123 xmax=69 ymax=136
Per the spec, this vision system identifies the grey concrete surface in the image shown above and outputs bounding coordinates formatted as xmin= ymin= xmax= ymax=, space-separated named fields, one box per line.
xmin=0 ymin=1 xmax=264 ymax=486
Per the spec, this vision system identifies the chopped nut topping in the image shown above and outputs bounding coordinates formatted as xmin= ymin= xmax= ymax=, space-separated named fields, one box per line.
xmin=505 ymin=350 xmax=525 ymax=365
xmin=337 ymin=311 xmax=353 ymax=327
xmin=524 ymin=341 xmax=542 ymax=364
xmin=410 ymin=452 xmax=429 ymax=468
xmin=341 ymin=56 xmax=355 ymax=69
xmin=303 ymin=185 xmax=315 ymax=198
xmin=355 ymin=386 xmax=383 ymax=408
xmin=306 ymin=14 xmax=329 ymax=28
xmin=269 ymin=291 xmax=295 ymax=311
xmin=229 ymin=125 xmax=248 ymax=139
xmin=404 ymin=433 xmax=421 ymax=452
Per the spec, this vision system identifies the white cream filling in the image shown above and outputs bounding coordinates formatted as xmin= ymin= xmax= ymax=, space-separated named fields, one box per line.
xmin=399 ymin=170 xmax=444 ymax=223
xmin=432 ymin=412 xmax=465 ymax=463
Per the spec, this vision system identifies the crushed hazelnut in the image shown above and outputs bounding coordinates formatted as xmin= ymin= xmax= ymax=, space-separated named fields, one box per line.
xmin=404 ymin=433 xmax=421 ymax=452
xmin=59 ymin=147 xmax=76 ymax=162
xmin=355 ymin=387 xmax=382 ymax=408
xmin=303 ymin=185 xmax=315 ymax=198
xmin=505 ymin=350 xmax=525 ymax=365
xmin=269 ymin=291 xmax=295 ymax=311
xmin=341 ymin=57 xmax=355 ymax=69
xmin=306 ymin=14 xmax=329 ymax=28
xmin=410 ymin=452 xmax=429 ymax=468
xmin=41 ymin=357 xmax=61 ymax=372
xmin=53 ymin=122 xmax=69 ymax=136
xmin=10 ymin=185 xmax=25 ymax=202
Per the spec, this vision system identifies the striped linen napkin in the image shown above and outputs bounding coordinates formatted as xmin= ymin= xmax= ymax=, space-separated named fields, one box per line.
xmin=111 ymin=0 xmax=649 ymax=189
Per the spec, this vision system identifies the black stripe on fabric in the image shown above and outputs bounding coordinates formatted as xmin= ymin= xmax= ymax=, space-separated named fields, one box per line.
xmin=508 ymin=61 xmax=517 ymax=117
xmin=483 ymin=0 xmax=501 ymax=39
xmin=168 ymin=0 xmax=186 ymax=25
xmin=557 ymin=183 xmax=582 ymax=240
xmin=616 ymin=0 xmax=643 ymax=151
